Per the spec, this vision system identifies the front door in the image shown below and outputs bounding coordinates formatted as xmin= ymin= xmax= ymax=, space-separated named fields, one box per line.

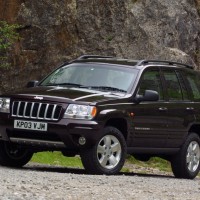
xmin=130 ymin=67 xmax=168 ymax=148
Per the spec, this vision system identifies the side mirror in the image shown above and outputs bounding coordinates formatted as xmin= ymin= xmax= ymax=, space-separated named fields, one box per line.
xmin=26 ymin=80 xmax=39 ymax=88
xmin=134 ymin=90 xmax=159 ymax=103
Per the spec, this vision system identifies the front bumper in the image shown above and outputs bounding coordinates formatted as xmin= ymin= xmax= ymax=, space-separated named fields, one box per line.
xmin=0 ymin=114 xmax=104 ymax=151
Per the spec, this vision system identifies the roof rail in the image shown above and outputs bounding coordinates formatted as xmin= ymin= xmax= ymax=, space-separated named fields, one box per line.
xmin=137 ymin=60 xmax=193 ymax=69
xmin=77 ymin=55 xmax=113 ymax=60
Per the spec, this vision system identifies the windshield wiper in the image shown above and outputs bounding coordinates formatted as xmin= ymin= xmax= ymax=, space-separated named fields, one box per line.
xmin=81 ymin=86 xmax=127 ymax=93
xmin=45 ymin=83 xmax=82 ymax=87
xmin=44 ymin=84 xmax=126 ymax=93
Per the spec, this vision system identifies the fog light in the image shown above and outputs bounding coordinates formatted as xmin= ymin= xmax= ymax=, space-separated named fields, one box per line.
xmin=79 ymin=137 xmax=86 ymax=145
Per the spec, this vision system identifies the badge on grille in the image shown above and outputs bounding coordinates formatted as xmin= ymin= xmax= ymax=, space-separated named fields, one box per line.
xmin=34 ymin=96 xmax=43 ymax=100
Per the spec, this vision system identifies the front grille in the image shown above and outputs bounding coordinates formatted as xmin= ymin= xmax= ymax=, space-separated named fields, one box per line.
xmin=12 ymin=101 xmax=62 ymax=121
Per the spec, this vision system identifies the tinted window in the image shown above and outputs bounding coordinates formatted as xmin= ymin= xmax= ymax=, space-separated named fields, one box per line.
xmin=163 ymin=70 xmax=182 ymax=101
xmin=184 ymin=72 xmax=200 ymax=101
xmin=176 ymin=71 xmax=189 ymax=100
xmin=138 ymin=69 xmax=164 ymax=100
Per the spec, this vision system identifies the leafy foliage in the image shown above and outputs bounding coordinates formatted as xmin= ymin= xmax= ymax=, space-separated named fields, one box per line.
xmin=0 ymin=21 xmax=20 ymax=68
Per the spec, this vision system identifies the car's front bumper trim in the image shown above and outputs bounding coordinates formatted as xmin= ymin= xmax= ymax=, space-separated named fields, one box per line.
xmin=9 ymin=137 xmax=66 ymax=148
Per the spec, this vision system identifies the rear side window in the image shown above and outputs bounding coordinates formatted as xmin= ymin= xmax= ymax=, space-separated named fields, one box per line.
xmin=184 ymin=72 xmax=200 ymax=101
xmin=176 ymin=71 xmax=190 ymax=100
xmin=162 ymin=70 xmax=183 ymax=101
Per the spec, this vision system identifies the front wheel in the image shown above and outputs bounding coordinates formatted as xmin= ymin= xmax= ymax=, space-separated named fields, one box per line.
xmin=0 ymin=141 xmax=33 ymax=167
xmin=80 ymin=126 xmax=127 ymax=175
xmin=171 ymin=133 xmax=200 ymax=179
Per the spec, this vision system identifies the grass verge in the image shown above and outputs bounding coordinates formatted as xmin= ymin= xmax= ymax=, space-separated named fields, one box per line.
xmin=31 ymin=152 xmax=171 ymax=173
xmin=31 ymin=152 xmax=200 ymax=177
xmin=126 ymin=155 xmax=172 ymax=172
xmin=31 ymin=151 xmax=83 ymax=168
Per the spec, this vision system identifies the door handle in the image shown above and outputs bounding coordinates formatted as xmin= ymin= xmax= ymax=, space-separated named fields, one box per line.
xmin=186 ymin=107 xmax=194 ymax=111
xmin=159 ymin=107 xmax=168 ymax=111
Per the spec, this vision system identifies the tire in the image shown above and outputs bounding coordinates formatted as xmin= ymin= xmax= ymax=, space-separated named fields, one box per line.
xmin=171 ymin=133 xmax=200 ymax=179
xmin=0 ymin=141 xmax=33 ymax=167
xmin=80 ymin=126 xmax=127 ymax=175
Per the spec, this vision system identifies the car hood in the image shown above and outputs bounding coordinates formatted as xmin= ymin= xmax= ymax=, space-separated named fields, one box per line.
xmin=7 ymin=86 xmax=124 ymax=103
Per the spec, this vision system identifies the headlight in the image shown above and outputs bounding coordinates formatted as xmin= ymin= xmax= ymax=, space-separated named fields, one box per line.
xmin=64 ymin=104 xmax=97 ymax=119
xmin=0 ymin=98 xmax=10 ymax=113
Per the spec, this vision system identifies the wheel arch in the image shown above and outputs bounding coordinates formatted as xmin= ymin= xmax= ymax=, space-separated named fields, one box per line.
xmin=105 ymin=118 xmax=128 ymax=140
xmin=188 ymin=124 xmax=200 ymax=138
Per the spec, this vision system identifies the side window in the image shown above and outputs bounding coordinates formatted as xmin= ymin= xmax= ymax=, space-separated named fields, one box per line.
xmin=176 ymin=71 xmax=189 ymax=100
xmin=184 ymin=72 xmax=200 ymax=101
xmin=138 ymin=69 xmax=164 ymax=100
xmin=162 ymin=70 xmax=182 ymax=101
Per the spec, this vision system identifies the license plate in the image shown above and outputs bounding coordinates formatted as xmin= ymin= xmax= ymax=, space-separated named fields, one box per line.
xmin=14 ymin=120 xmax=47 ymax=132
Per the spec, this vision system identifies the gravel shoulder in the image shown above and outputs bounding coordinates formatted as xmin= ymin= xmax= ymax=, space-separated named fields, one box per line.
xmin=0 ymin=163 xmax=200 ymax=200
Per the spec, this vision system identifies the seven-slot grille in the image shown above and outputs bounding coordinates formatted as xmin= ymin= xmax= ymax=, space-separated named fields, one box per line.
xmin=12 ymin=101 xmax=62 ymax=121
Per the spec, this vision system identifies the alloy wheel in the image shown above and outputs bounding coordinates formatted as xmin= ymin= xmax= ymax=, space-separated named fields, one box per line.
xmin=186 ymin=141 xmax=200 ymax=173
xmin=97 ymin=135 xmax=122 ymax=169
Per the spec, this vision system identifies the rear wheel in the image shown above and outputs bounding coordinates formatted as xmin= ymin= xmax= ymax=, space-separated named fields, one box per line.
xmin=80 ymin=126 xmax=127 ymax=175
xmin=171 ymin=133 xmax=200 ymax=179
xmin=0 ymin=141 xmax=33 ymax=167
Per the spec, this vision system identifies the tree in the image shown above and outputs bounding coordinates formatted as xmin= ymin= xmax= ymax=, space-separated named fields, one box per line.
xmin=0 ymin=21 xmax=20 ymax=68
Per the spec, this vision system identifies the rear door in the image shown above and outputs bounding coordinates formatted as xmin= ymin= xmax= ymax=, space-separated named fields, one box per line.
xmin=161 ymin=68 xmax=195 ymax=148
xmin=181 ymin=70 xmax=200 ymax=133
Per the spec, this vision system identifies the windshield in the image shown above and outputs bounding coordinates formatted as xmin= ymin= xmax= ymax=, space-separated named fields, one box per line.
xmin=40 ymin=63 xmax=139 ymax=93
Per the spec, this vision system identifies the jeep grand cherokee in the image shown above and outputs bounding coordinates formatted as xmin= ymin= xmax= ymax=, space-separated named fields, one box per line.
xmin=0 ymin=55 xmax=200 ymax=179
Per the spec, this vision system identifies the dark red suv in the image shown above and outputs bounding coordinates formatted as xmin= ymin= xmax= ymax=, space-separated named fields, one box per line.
xmin=0 ymin=55 xmax=200 ymax=179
